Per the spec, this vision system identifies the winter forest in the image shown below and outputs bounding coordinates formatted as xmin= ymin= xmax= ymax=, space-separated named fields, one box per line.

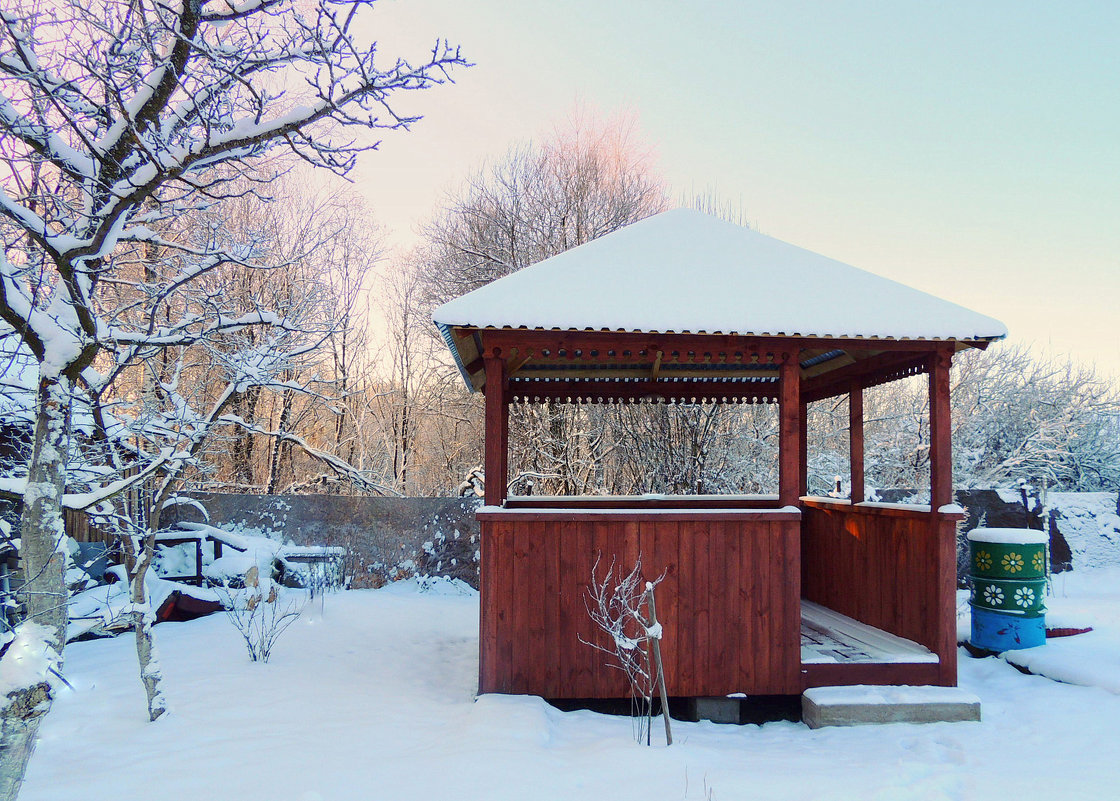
xmin=2 ymin=1 xmax=1119 ymax=799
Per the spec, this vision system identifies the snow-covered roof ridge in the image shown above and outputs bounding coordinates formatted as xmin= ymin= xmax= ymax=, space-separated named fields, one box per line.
xmin=433 ymin=209 xmax=1008 ymax=342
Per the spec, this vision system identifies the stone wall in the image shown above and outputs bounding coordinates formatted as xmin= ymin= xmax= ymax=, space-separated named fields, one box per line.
xmin=166 ymin=488 xmax=1118 ymax=589
xmin=875 ymin=488 xmax=1120 ymax=581
xmin=171 ymin=494 xmax=482 ymax=589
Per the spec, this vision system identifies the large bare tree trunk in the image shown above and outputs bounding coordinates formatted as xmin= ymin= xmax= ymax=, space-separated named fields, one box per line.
xmin=15 ymin=379 xmax=70 ymax=645
xmin=0 ymin=679 xmax=52 ymax=801
xmin=0 ymin=377 xmax=72 ymax=801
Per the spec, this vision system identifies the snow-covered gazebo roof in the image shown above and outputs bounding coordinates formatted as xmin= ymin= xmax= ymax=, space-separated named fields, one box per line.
xmin=433 ymin=209 xmax=1006 ymax=396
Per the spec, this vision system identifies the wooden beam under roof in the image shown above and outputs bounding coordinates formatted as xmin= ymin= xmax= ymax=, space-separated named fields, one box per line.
xmin=508 ymin=379 xmax=779 ymax=404
xmin=802 ymin=351 xmax=931 ymax=403
xmin=801 ymin=352 xmax=857 ymax=379
xmin=461 ymin=327 xmax=994 ymax=395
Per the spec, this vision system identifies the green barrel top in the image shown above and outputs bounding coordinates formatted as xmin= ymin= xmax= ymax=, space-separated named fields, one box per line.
xmin=967 ymin=527 xmax=1048 ymax=580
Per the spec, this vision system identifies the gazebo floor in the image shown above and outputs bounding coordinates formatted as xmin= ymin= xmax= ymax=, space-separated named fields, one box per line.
xmin=800 ymin=600 xmax=939 ymax=666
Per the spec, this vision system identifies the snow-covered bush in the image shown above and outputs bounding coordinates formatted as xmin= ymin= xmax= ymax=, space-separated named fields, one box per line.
xmin=582 ymin=554 xmax=672 ymax=746
xmin=216 ymin=567 xmax=304 ymax=664
xmin=417 ymin=522 xmax=480 ymax=589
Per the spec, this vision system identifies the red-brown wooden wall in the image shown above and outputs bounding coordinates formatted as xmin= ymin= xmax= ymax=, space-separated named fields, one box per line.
xmin=800 ymin=499 xmax=962 ymax=686
xmin=477 ymin=509 xmax=802 ymax=698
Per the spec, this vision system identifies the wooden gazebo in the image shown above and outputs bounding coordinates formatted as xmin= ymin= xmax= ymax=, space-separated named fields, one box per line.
xmin=434 ymin=209 xmax=1006 ymax=700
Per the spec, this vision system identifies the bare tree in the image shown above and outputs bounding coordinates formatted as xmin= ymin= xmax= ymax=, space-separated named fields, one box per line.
xmin=949 ymin=344 xmax=1120 ymax=491
xmin=583 ymin=554 xmax=671 ymax=746
xmin=414 ymin=111 xmax=669 ymax=495
xmin=418 ymin=110 xmax=668 ymax=309
xmin=366 ymin=257 xmax=440 ymax=493
xmin=0 ymin=0 xmax=465 ymax=793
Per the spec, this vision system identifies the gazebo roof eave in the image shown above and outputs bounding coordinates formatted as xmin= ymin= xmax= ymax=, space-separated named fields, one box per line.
xmin=443 ymin=323 xmax=1003 ymax=396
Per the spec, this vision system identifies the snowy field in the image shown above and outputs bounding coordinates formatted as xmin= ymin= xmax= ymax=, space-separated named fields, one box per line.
xmin=24 ymin=571 xmax=1120 ymax=801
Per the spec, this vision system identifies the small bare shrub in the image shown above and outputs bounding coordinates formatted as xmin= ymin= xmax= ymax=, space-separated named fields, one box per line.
xmin=582 ymin=553 xmax=672 ymax=745
xmin=217 ymin=566 xmax=305 ymax=663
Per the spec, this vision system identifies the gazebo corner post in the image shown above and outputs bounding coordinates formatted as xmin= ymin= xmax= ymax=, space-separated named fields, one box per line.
xmin=483 ymin=351 xmax=509 ymax=507
xmin=849 ymin=379 xmax=865 ymax=504
xmin=778 ymin=354 xmax=802 ymax=508
xmin=798 ymin=399 xmax=808 ymax=497
xmin=929 ymin=346 xmax=958 ymax=685
xmin=928 ymin=348 xmax=953 ymax=510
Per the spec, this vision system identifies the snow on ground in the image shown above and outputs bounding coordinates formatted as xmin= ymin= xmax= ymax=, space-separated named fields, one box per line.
xmin=24 ymin=572 xmax=1120 ymax=801
xmin=1000 ymin=568 xmax=1120 ymax=694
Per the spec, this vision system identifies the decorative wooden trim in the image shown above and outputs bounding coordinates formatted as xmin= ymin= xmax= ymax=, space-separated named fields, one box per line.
xmin=507 ymin=379 xmax=779 ymax=405
xmin=454 ymin=328 xmax=992 ymax=402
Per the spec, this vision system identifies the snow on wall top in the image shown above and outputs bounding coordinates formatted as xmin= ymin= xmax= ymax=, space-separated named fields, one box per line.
xmin=433 ymin=209 xmax=1008 ymax=342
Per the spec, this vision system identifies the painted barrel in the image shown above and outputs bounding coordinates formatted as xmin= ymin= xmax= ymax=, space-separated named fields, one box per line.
xmin=968 ymin=527 xmax=1048 ymax=651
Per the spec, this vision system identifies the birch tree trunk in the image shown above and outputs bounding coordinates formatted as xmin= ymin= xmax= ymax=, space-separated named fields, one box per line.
xmin=0 ymin=377 xmax=72 ymax=801
xmin=130 ymin=540 xmax=167 ymax=722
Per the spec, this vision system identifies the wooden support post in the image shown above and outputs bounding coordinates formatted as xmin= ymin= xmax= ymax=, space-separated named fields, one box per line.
xmin=849 ymin=380 xmax=865 ymax=504
xmin=484 ymin=353 xmax=509 ymax=506
xmin=779 ymin=356 xmax=801 ymax=507
xmin=929 ymin=347 xmax=957 ymax=685
xmin=798 ymin=400 xmax=808 ymax=496
xmin=928 ymin=349 xmax=953 ymax=510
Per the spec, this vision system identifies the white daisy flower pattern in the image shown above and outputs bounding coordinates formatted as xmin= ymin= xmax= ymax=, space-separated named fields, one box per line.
xmin=1014 ymin=586 xmax=1036 ymax=608
xmin=983 ymin=585 xmax=1004 ymax=606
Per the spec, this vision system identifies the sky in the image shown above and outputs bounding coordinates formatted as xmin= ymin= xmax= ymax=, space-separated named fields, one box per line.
xmin=347 ymin=0 xmax=1119 ymax=378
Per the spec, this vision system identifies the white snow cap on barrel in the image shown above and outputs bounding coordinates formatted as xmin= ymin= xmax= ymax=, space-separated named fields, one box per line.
xmin=967 ymin=528 xmax=1049 ymax=545
xmin=433 ymin=209 xmax=1008 ymax=342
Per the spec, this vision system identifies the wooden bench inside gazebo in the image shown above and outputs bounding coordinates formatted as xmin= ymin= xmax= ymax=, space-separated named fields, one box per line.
xmin=433 ymin=209 xmax=1006 ymax=702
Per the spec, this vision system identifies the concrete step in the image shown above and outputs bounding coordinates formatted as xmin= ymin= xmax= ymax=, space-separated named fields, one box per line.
xmin=802 ymin=685 xmax=981 ymax=728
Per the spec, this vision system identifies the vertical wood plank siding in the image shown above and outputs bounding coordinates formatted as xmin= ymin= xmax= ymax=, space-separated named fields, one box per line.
xmin=477 ymin=510 xmax=802 ymax=698
xmin=800 ymin=500 xmax=961 ymax=686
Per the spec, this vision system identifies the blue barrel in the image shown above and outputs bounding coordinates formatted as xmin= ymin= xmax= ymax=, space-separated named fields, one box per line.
xmin=968 ymin=528 xmax=1048 ymax=651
